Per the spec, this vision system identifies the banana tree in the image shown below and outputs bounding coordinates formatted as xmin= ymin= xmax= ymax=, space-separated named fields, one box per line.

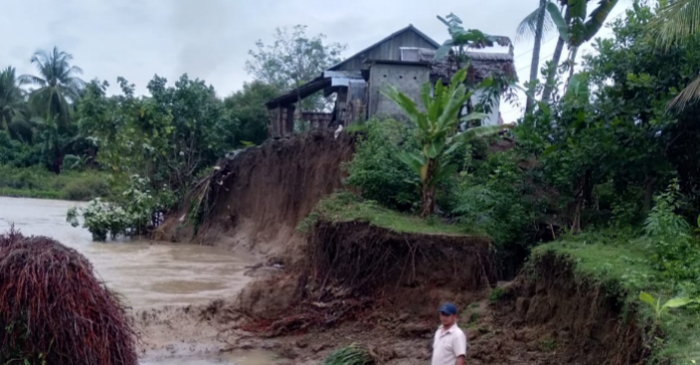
xmin=434 ymin=13 xmax=512 ymax=66
xmin=542 ymin=0 xmax=620 ymax=102
xmin=381 ymin=67 xmax=510 ymax=217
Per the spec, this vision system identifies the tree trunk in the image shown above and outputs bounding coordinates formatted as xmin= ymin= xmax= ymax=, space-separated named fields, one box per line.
xmin=644 ymin=176 xmax=659 ymax=212
xmin=571 ymin=169 xmax=591 ymax=234
xmin=541 ymin=37 xmax=566 ymax=103
xmin=565 ymin=46 xmax=579 ymax=90
xmin=421 ymin=183 xmax=436 ymax=218
xmin=420 ymin=160 xmax=436 ymax=217
xmin=526 ymin=0 xmax=548 ymax=114
xmin=542 ymin=4 xmax=570 ymax=103
xmin=50 ymin=146 xmax=62 ymax=174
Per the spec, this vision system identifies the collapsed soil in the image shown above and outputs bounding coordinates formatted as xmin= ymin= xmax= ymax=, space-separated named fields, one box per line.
xmin=147 ymin=131 xmax=646 ymax=364
xmin=133 ymin=251 xmax=646 ymax=365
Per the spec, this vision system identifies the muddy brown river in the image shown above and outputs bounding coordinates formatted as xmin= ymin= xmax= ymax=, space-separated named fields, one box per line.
xmin=0 ymin=197 xmax=276 ymax=365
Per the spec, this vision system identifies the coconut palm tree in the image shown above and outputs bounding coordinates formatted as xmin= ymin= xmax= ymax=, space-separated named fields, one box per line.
xmin=19 ymin=47 xmax=85 ymax=132
xmin=0 ymin=66 xmax=35 ymax=142
xmin=651 ymin=0 xmax=700 ymax=109
xmin=541 ymin=0 xmax=620 ymax=103
xmin=516 ymin=0 xmax=568 ymax=112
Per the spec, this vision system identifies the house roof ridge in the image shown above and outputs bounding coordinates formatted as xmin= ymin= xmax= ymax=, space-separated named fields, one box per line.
xmin=328 ymin=24 xmax=440 ymax=71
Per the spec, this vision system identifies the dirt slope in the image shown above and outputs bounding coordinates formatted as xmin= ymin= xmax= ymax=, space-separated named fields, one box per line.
xmin=161 ymin=130 xmax=356 ymax=256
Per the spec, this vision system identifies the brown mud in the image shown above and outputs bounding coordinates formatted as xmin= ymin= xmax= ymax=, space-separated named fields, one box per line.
xmin=161 ymin=130 xmax=356 ymax=259
xmin=150 ymin=130 xmax=647 ymax=364
xmin=138 ymin=248 xmax=647 ymax=364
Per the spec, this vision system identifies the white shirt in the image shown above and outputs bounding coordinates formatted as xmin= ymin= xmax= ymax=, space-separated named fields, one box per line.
xmin=431 ymin=323 xmax=467 ymax=365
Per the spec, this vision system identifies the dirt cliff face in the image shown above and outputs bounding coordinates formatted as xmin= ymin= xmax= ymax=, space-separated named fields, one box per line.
xmin=162 ymin=130 xmax=356 ymax=255
xmin=489 ymin=251 xmax=647 ymax=365
xmin=210 ymin=249 xmax=648 ymax=365
xmin=233 ymin=220 xmax=497 ymax=337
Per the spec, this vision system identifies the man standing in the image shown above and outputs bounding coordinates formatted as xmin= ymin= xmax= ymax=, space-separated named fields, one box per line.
xmin=431 ymin=303 xmax=467 ymax=365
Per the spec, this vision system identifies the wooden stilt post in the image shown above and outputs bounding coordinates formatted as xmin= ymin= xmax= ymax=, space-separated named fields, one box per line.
xmin=285 ymin=105 xmax=296 ymax=136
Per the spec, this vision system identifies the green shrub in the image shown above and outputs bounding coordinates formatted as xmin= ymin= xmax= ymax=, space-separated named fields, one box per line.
xmin=66 ymin=175 xmax=173 ymax=241
xmin=61 ymin=175 xmax=110 ymax=201
xmin=0 ymin=131 xmax=42 ymax=167
xmin=344 ymin=118 xmax=420 ymax=211
xmin=488 ymin=287 xmax=505 ymax=304
xmin=452 ymin=151 xmax=538 ymax=246
xmin=644 ymin=180 xmax=700 ymax=288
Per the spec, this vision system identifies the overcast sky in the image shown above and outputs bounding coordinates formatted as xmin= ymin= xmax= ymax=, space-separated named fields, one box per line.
xmin=2 ymin=0 xmax=633 ymax=123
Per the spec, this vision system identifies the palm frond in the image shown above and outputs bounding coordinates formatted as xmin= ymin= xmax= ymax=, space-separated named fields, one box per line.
xmin=651 ymin=0 xmax=700 ymax=50
xmin=29 ymin=50 xmax=50 ymax=74
xmin=516 ymin=4 xmax=555 ymax=42
xmin=668 ymin=73 xmax=700 ymax=111
xmin=583 ymin=0 xmax=620 ymax=42
xmin=546 ymin=1 xmax=570 ymax=42
xmin=18 ymin=74 xmax=47 ymax=87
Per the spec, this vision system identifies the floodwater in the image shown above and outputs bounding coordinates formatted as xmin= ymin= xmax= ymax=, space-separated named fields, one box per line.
xmin=0 ymin=197 xmax=276 ymax=365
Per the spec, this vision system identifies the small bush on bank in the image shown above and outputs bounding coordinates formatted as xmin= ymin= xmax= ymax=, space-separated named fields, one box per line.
xmin=67 ymin=174 xmax=175 ymax=241
xmin=344 ymin=118 xmax=420 ymax=212
xmin=452 ymin=150 xmax=543 ymax=246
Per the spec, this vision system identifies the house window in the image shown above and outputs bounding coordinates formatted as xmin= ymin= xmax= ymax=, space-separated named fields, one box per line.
xmin=400 ymin=47 xmax=420 ymax=62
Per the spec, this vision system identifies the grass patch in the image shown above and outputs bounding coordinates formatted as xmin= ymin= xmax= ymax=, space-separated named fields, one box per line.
xmin=322 ymin=343 xmax=376 ymax=365
xmin=488 ymin=287 xmax=505 ymax=304
xmin=302 ymin=192 xmax=470 ymax=236
xmin=0 ymin=188 xmax=63 ymax=200
xmin=533 ymin=231 xmax=700 ymax=365
xmin=0 ymin=165 xmax=111 ymax=201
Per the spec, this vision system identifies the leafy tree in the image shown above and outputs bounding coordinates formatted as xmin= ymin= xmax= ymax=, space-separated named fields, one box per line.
xmin=245 ymin=25 xmax=346 ymax=112
xmin=223 ymin=81 xmax=279 ymax=146
xmin=147 ymin=74 xmax=232 ymax=188
xmin=516 ymin=0 xmax=568 ymax=112
xmin=19 ymin=47 xmax=85 ymax=131
xmin=382 ymin=67 xmax=507 ymax=217
xmin=80 ymin=74 xmax=235 ymax=198
xmin=584 ymin=3 xmax=691 ymax=212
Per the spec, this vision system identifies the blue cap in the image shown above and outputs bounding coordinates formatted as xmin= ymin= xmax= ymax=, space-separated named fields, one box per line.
xmin=439 ymin=303 xmax=457 ymax=315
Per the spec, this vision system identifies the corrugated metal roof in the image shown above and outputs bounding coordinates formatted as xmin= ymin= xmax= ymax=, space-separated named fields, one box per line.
xmin=328 ymin=24 xmax=440 ymax=71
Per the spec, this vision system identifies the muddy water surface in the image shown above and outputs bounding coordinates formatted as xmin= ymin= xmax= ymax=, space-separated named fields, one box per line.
xmin=0 ymin=197 xmax=276 ymax=365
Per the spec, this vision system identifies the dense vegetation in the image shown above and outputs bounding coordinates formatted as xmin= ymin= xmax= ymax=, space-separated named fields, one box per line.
xmin=331 ymin=3 xmax=700 ymax=363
